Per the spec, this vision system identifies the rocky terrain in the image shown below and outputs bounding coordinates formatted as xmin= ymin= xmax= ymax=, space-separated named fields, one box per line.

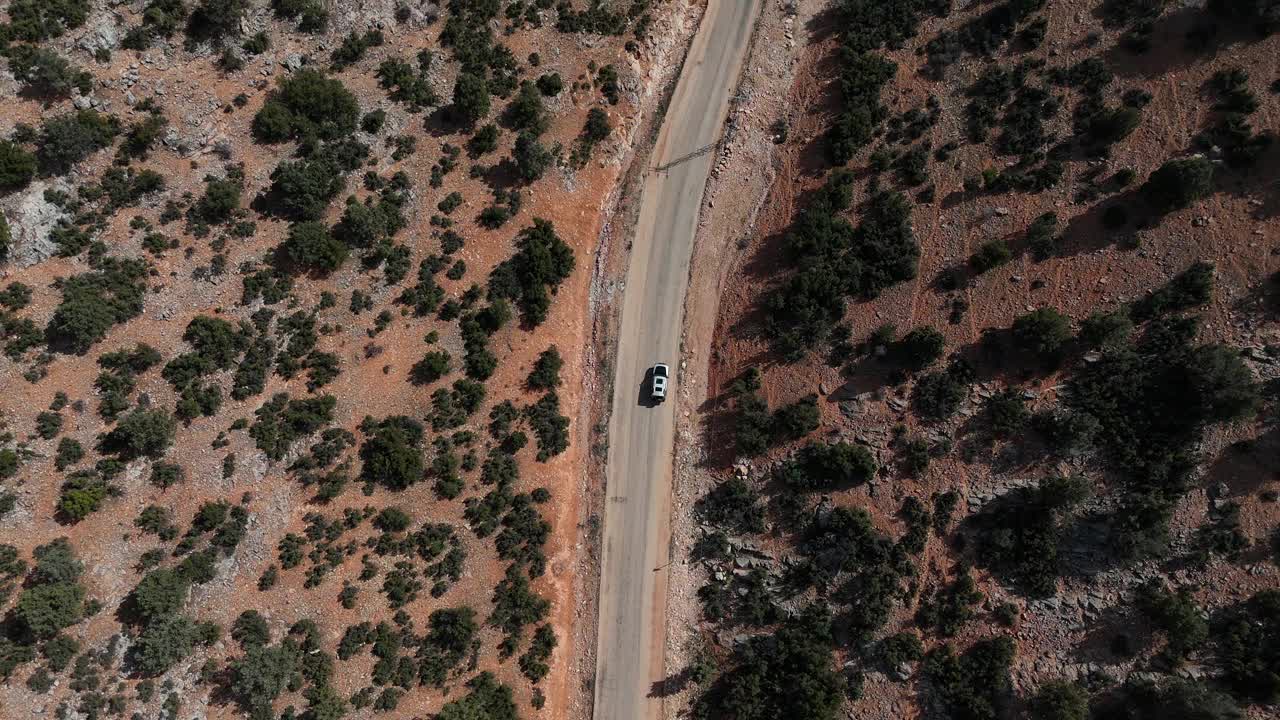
xmin=664 ymin=1 xmax=1280 ymax=719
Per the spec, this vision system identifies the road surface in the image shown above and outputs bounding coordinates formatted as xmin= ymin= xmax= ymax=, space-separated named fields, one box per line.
xmin=592 ymin=2 xmax=762 ymax=719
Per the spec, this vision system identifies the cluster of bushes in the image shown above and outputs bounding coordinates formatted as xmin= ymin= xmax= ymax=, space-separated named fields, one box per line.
xmin=10 ymin=539 xmax=89 ymax=645
xmin=122 ymin=0 xmax=188 ymax=49
xmin=249 ymin=393 xmax=337 ymax=461
xmin=765 ymin=172 xmax=918 ymax=359
xmin=360 ymin=416 xmax=425 ymax=490
xmin=524 ymin=391 xmax=569 ymax=461
xmin=915 ymin=568 xmax=984 ymax=637
xmin=6 ymin=45 xmax=92 ymax=99
xmin=923 ymin=637 xmax=1016 ymax=720
xmin=94 ymin=343 xmax=161 ymax=420
xmin=262 ymin=138 xmax=369 ymax=222
xmin=46 ymin=257 xmax=149 ymax=354
xmin=487 ymin=219 xmax=575 ymax=326
xmin=775 ymin=441 xmax=877 ymax=491
xmin=1214 ymin=590 xmax=1280 ymax=703
xmin=377 ymin=52 xmax=440 ymax=111
xmin=228 ymin=619 xmax=335 ymax=717
xmin=967 ymin=475 xmax=1089 ymax=596
xmin=1 ymin=1 xmax=90 ymax=42
xmin=127 ymin=500 xmax=247 ymax=674
xmin=1067 ymin=283 xmax=1257 ymax=554
xmin=732 ymin=381 xmax=820 ymax=455
xmin=695 ymin=476 xmax=765 ymax=536
xmin=271 ymin=0 xmax=329 ymax=34
xmin=762 ymin=174 xmax=916 ymax=353
xmin=695 ymin=608 xmax=843 ymax=720
xmin=489 ymin=564 xmax=549 ymax=658
xmin=826 ymin=0 xmax=949 ymax=163
xmin=925 ymin=0 xmax=1044 ymax=70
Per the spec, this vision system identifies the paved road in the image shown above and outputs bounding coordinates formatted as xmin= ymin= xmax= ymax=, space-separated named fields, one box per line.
xmin=592 ymin=2 xmax=761 ymax=719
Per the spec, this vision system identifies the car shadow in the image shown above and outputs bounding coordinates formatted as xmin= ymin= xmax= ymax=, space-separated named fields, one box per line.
xmin=637 ymin=367 xmax=659 ymax=409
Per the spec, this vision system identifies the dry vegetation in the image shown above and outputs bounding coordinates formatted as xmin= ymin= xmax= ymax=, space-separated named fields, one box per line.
xmin=677 ymin=1 xmax=1280 ymax=719
xmin=0 ymin=2 xmax=672 ymax=719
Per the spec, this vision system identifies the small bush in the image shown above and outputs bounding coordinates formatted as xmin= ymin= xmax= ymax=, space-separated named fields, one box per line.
xmin=1142 ymin=157 xmax=1214 ymax=213
xmin=526 ymin=347 xmax=563 ymax=390
xmin=970 ymin=240 xmax=1013 ymax=273
xmin=1012 ymin=307 xmax=1071 ymax=358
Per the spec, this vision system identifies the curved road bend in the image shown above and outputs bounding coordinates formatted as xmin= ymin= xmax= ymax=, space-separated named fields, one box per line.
xmin=593 ymin=2 xmax=762 ymax=720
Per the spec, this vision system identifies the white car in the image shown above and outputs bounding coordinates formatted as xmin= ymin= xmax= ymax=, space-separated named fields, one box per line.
xmin=650 ymin=363 xmax=670 ymax=401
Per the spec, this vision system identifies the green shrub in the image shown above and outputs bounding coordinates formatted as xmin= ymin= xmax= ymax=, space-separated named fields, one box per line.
xmin=7 ymin=46 xmax=92 ymax=99
xmin=878 ymin=631 xmax=924 ymax=670
xmin=376 ymin=54 xmax=439 ymax=110
xmin=536 ymin=73 xmax=563 ymax=96
xmin=436 ymin=672 xmax=518 ymax=720
xmin=697 ymin=609 xmax=841 ymax=720
xmin=249 ymin=393 xmax=336 ymax=461
xmin=776 ymin=441 xmax=876 ymax=491
xmin=1079 ymin=310 xmax=1133 ymax=348
xmin=1215 ymin=590 xmax=1280 ymax=703
xmin=488 ymin=565 xmax=549 ymax=656
xmin=1142 ymin=157 xmax=1214 ymax=212
xmin=360 ymin=416 xmax=425 ymax=490
xmin=5 ymin=0 xmax=91 ymax=42
xmin=54 ymin=437 xmax=83 ymax=470
xmin=264 ymin=143 xmax=366 ymax=221
xmin=896 ymin=326 xmax=944 ymax=371
xmin=0 ymin=139 xmax=36 ymax=190
xmin=765 ymin=180 xmax=917 ymax=358
xmin=986 ymin=388 xmax=1029 ymax=436
xmin=923 ymin=637 xmax=1015 ymax=720
xmin=519 ymin=624 xmax=557 ymax=683
xmin=408 ymin=351 xmax=451 ymax=386
xmin=970 ymin=240 xmax=1013 ymax=273
xmin=487 ymin=219 xmax=575 ymax=326
xmin=1131 ymin=262 xmax=1214 ymax=320
xmin=15 ymin=582 xmax=85 ymax=641
xmin=450 ymin=72 xmax=490 ymax=127
xmin=131 ymin=568 xmax=189 ymax=624
xmin=525 ymin=392 xmax=569 ymax=462
xmin=37 ymin=110 xmax=120 ymax=175
xmin=130 ymin=614 xmax=195 ymax=675
xmin=1029 ymin=680 xmax=1089 ymax=720
xmin=696 ymin=477 xmax=765 ymax=534
xmin=187 ymin=0 xmax=250 ymax=42
xmin=96 ymin=408 xmax=175 ymax=460
xmin=912 ymin=359 xmax=973 ymax=422
xmin=283 ymin=221 xmax=347 ymax=274
xmin=1012 ymin=307 xmax=1072 ymax=358
xmin=526 ymin=346 xmax=563 ymax=390
xmin=1136 ymin=580 xmax=1207 ymax=662
xmin=512 ymin=132 xmax=553 ymax=182
xmin=503 ymin=81 xmax=550 ymax=135
xmin=967 ymin=475 xmax=1089 ymax=597
xmin=35 ymin=411 xmax=62 ymax=439
xmin=468 ymin=123 xmax=500 ymax=156
xmin=47 ymin=258 xmax=149 ymax=354
xmin=916 ymin=568 xmax=984 ymax=636
xmin=252 ymin=70 xmax=360 ymax=144
xmin=1101 ymin=678 xmax=1242 ymax=720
